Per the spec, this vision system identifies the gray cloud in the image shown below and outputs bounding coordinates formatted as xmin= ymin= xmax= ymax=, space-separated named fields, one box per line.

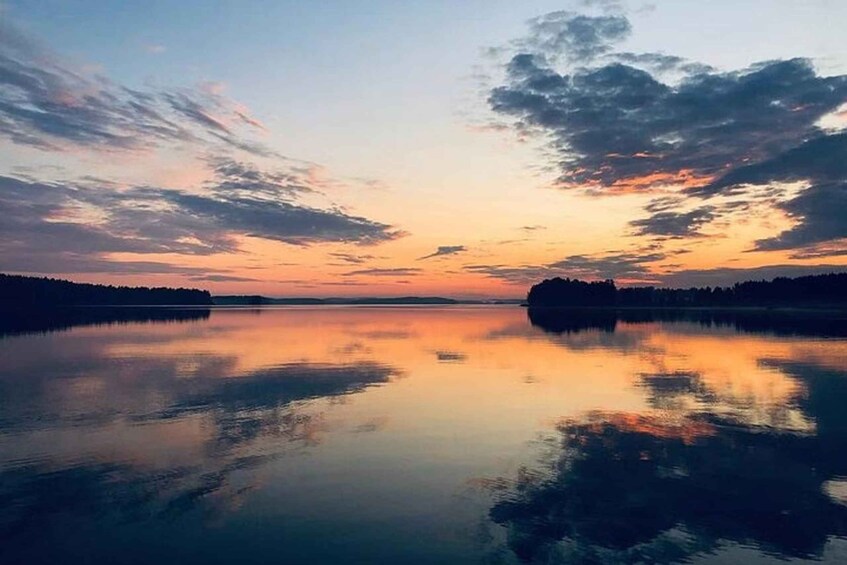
xmin=468 ymin=257 xmax=847 ymax=289
xmin=522 ymin=11 xmax=631 ymax=65
xmin=609 ymin=52 xmax=715 ymax=75
xmin=0 ymin=19 xmax=269 ymax=155
xmin=0 ymin=162 xmax=402 ymax=275
xmin=659 ymin=264 xmax=847 ymax=288
xmin=549 ymin=251 xmax=666 ymax=280
xmin=328 ymin=252 xmax=380 ymax=265
xmin=488 ymin=9 xmax=847 ymax=254
xmin=788 ymin=242 xmax=847 ymax=260
xmin=466 ymin=248 xmax=670 ymax=285
xmin=491 ymin=55 xmax=846 ymax=191
xmin=418 ymin=245 xmax=466 ymax=260
xmin=629 ymin=206 xmax=717 ymax=237
xmin=754 ymin=183 xmax=847 ymax=252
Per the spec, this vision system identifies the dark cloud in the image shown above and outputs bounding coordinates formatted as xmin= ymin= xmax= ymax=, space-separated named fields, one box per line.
xmin=788 ymin=242 xmax=847 ymax=260
xmin=491 ymin=54 xmax=846 ymax=192
xmin=465 ymin=264 xmax=556 ymax=286
xmin=548 ymin=250 xmax=667 ymax=280
xmin=609 ymin=52 xmax=715 ymax=75
xmin=754 ymin=183 xmax=847 ymax=252
xmin=468 ymin=257 xmax=847 ymax=289
xmin=418 ymin=245 xmax=466 ymax=260
xmin=658 ymin=264 xmax=847 ymax=288
xmin=690 ymin=133 xmax=847 ymax=254
xmin=0 ymin=19 xmax=269 ymax=155
xmin=488 ymin=9 xmax=847 ymax=254
xmin=629 ymin=206 xmax=717 ymax=237
xmin=521 ymin=11 xmax=631 ymax=65
xmin=0 ymin=163 xmax=402 ymax=275
xmin=466 ymin=248 xmax=669 ymax=284
xmin=695 ymin=133 xmax=847 ymax=196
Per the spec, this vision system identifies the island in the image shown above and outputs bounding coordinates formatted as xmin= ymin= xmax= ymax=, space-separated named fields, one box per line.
xmin=526 ymin=273 xmax=847 ymax=309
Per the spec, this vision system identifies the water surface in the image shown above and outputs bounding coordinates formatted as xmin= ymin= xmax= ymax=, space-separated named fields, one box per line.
xmin=1 ymin=306 xmax=846 ymax=564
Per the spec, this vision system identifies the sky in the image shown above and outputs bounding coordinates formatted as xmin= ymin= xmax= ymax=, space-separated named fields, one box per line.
xmin=1 ymin=0 xmax=845 ymax=298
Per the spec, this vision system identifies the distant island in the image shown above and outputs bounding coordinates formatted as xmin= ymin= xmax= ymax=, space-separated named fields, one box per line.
xmin=213 ymin=295 xmax=522 ymax=306
xmin=526 ymin=273 xmax=847 ymax=309
xmin=0 ymin=274 xmax=523 ymax=308
xmin=0 ymin=274 xmax=212 ymax=306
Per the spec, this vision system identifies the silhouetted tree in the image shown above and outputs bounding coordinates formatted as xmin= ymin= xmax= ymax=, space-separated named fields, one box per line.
xmin=0 ymin=274 xmax=213 ymax=306
xmin=527 ymin=273 xmax=847 ymax=308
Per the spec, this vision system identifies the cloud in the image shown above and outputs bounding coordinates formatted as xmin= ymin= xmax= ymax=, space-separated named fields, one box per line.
xmin=629 ymin=206 xmax=717 ymax=237
xmin=491 ymin=54 xmax=846 ymax=192
xmin=328 ymin=252 xmax=381 ymax=265
xmin=466 ymin=247 xmax=670 ymax=285
xmin=521 ymin=11 xmax=631 ymax=65
xmin=787 ymin=241 xmax=847 ymax=260
xmin=609 ymin=52 xmax=715 ymax=75
xmin=0 ymin=162 xmax=402 ymax=275
xmin=0 ymin=18 xmax=268 ymax=155
xmin=658 ymin=264 xmax=847 ymax=288
xmin=487 ymin=8 xmax=847 ymax=254
xmin=753 ymin=183 xmax=847 ymax=252
xmin=549 ymin=250 xmax=667 ymax=280
xmin=467 ymin=255 xmax=847 ymax=289
xmin=418 ymin=245 xmax=467 ymax=260
xmin=342 ymin=268 xmax=422 ymax=277
xmin=188 ymin=274 xmax=260 ymax=283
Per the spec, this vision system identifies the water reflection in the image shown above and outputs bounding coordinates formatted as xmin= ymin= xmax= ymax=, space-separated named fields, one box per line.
xmin=484 ymin=311 xmax=847 ymax=563
xmin=528 ymin=307 xmax=847 ymax=338
xmin=0 ymin=306 xmax=845 ymax=564
xmin=0 ymin=306 xmax=210 ymax=337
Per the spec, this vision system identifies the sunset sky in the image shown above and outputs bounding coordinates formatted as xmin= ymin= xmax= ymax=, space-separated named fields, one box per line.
xmin=1 ymin=0 xmax=845 ymax=297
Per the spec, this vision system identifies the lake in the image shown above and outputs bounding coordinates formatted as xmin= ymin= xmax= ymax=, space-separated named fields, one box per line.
xmin=1 ymin=306 xmax=847 ymax=564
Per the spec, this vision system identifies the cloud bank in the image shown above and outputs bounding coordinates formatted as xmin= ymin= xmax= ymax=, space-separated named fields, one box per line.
xmin=0 ymin=19 xmax=404 ymax=279
xmin=488 ymin=8 xmax=847 ymax=257
xmin=0 ymin=160 xmax=402 ymax=275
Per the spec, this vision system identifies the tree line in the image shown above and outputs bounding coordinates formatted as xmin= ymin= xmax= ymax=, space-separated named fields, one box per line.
xmin=527 ymin=273 xmax=847 ymax=308
xmin=0 ymin=274 xmax=213 ymax=306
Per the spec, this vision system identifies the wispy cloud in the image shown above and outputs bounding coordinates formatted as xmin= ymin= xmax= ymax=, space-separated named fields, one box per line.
xmin=342 ymin=268 xmax=422 ymax=277
xmin=466 ymin=246 xmax=673 ymax=285
xmin=418 ymin=245 xmax=466 ymax=260
xmin=0 ymin=162 xmax=403 ymax=275
xmin=329 ymin=252 xmax=381 ymax=265
xmin=0 ymin=19 xmax=269 ymax=155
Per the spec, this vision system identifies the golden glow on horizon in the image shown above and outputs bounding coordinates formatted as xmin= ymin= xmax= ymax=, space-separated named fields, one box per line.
xmin=4 ymin=307 xmax=840 ymax=476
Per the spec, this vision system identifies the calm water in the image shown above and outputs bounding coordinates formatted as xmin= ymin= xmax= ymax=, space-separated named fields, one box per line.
xmin=1 ymin=306 xmax=847 ymax=564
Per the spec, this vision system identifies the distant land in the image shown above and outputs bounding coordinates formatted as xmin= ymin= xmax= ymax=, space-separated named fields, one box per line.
xmin=0 ymin=274 xmax=521 ymax=307
xmin=0 ymin=274 xmax=212 ymax=306
xmin=526 ymin=273 xmax=847 ymax=309
xmin=213 ymin=295 xmax=522 ymax=306
xmin=4 ymin=272 xmax=846 ymax=310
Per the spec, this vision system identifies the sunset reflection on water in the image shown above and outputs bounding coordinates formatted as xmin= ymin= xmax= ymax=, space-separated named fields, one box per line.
xmin=1 ymin=306 xmax=846 ymax=564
